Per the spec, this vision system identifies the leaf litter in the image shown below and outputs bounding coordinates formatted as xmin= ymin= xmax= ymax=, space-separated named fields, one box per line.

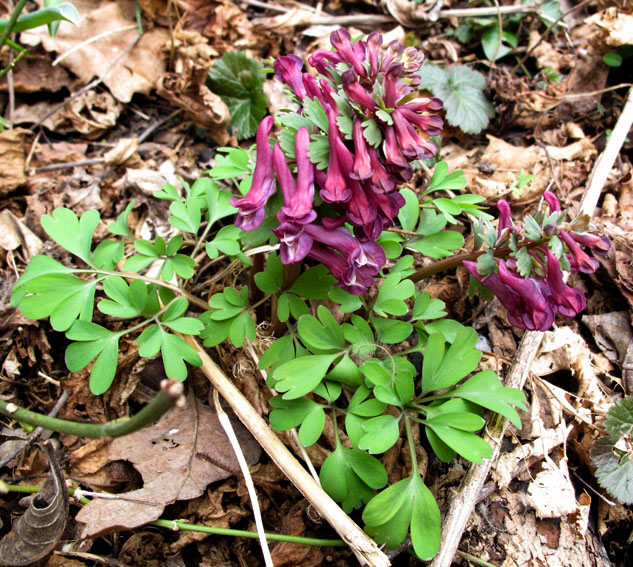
xmin=0 ymin=0 xmax=633 ymax=566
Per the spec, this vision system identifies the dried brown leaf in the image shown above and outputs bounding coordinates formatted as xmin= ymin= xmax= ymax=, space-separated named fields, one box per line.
xmin=0 ymin=129 xmax=28 ymax=196
xmin=21 ymin=2 xmax=169 ymax=103
xmin=0 ymin=442 xmax=69 ymax=567
xmin=75 ymin=391 xmax=260 ymax=537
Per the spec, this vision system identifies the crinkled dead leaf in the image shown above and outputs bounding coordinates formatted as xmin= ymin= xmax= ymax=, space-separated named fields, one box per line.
xmin=21 ymin=2 xmax=169 ymax=103
xmin=587 ymin=8 xmax=633 ymax=47
xmin=75 ymin=391 xmax=261 ymax=537
xmin=0 ymin=129 xmax=28 ymax=196
xmin=0 ymin=55 xmax=70 ymax=94
xmin=157 ymin=72 xmax=231 ymax=145
xmin=0 ymin=209 xmax=42 ymax=258
xmin=526 ymin=457 xmax=579 ymax=519
xmin=0 ymin=442 xmax=69 ymax=567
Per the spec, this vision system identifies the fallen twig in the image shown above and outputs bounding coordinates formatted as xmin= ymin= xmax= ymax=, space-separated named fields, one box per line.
xmin=427 ymin=81 xmax=633 ymax=567
xmin=185 ymin=335 xmax=391 ymax=567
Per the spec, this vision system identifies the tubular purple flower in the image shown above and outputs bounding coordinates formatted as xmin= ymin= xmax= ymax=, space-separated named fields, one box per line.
xmin=367 ymin=146 xmax=396 ymax=193
xmin=366 ymin=32 xmax=382 ymax=77
xmin=351 ymin=119 xmax=373 ymax=180
xmin=321 ymin=109 xmax=352 ymax=203
xmin=392 ymin=109 xmax=436 ymax=159
xmin=559 ymin=230 xmax=600 ymax=273
xmin=342 ymin=70 xmax=376 ymax=111
xmin=274 ymin=221 xmax=314 ymax=264
xmin=497 ymin=260 xmax=555 ymax=331
xmin=230 ymin=116 xmax=275 ymax=231
xmin=308 ymin=245 xmax=373 ymax=295
xmin=346 ymin=179 xmax=377 ymax=231
xmin=380 ymin=40 xmax=404 ymax=73
xmin=383 ymin=125 xmax=408 ymax=168
xmin=402 ymin=97 xmax=444 ymax=113
xmin=318 ymin=77 xmax=338 ymax=109
xmin=383 ymin=62 xmax=404 ymax=108
xmin=308 ymin=49 xmax=342 ymax=76
xmin=496 ymin=199 xmax=514 ymax=238
xmin=543 ymin=190 xmax=561 ymax=212
xmin=566 ymin=231 xmax=611 ymax=255
xmin=330 ymin=28 xmax=366 ymax=77
xmin=274 ymin=128 xmax=317 ymax=225
xmin=543 ymin=249 xmax=586 ymax=318
xmin=274 ymin=55 xmax=306 ymax=100
xmin=397 ymin=107 xmax=443 ymax=137
xmin=464 ymin=261 xmax=528 ymax=329
xmin=302 ymin=73 xmax=328 ymax=107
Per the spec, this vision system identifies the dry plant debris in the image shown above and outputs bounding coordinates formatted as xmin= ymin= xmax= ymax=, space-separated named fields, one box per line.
xmin=0 ymin=0 xmax=632 ymax=566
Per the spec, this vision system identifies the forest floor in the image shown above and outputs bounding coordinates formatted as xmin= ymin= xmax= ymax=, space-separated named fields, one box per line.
xmin=0 ymin=0 xmax=632 ymax=566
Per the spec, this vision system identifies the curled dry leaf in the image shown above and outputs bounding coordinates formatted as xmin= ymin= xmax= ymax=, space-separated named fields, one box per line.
xmin=0 ymin=442 xmax=69 ymax=567
xmin=587 ymin=8 xmax=633 ymax=47
xmin=21 ymin=2 xmax=169 ymax=103
xmin=75 ymin=391 xmax=261 ymax=537
xmin=0 ymin=129 xmax=28 ymax=197
xmin=0 ymin=209 xmax=43 ymax=259
xmin=156 ymin=72 xmax=231 ymax=145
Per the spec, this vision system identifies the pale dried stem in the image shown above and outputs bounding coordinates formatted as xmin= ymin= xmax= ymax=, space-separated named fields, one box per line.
xmin=244 ymin=338 xmax=321 ymax=484
xmin=428 ymin=84 xmax=633 ymax=567
xmin=580 ymin=87 xmax=633 ymax=217
xmin=212 ymin=389 xmax=273 ymax=567
xmin=185 ymin=335 xmax=391 ymax=567
xmin=428 ymin=330 xmax=544 ymax=567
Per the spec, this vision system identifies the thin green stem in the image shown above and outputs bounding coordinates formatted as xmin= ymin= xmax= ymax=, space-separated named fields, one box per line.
xmin=0 ymin=384 xmax=181 ymax=439
xmin=403 ymin=413 xmax=418 ymax=471
xmin=4 ymin=485 xmax=346 ymax=547
xmin=0 ymin=45 xmax=28 ymax=79
xmin=72 ymin=269 xmax=209 ymax=311
xmin=248 ymin=294 xmax=272 ymax=313
xmin=0 ymin=0 xmax=28 ymax=49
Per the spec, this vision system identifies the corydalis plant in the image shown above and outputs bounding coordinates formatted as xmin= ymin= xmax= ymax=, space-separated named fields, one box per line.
xmin=466 ymin=191 xmax=610 ymax=330
xmin=231 ymin=28 xmax=443 ymax=294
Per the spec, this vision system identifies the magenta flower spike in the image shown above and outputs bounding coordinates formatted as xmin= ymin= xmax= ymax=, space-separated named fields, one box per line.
xmin=274 ymin=55 xmax=306 ymax=100
xmin=464 ymin=261 xmax=528 ymax=327
xmin=559 ymin=230 xmax=600 ymax=273
xmin=543 ymin=249 xmax=586 ymax=318
xmin=330 ymin=28 xmax=366 ymax=77
xmin=230 ymin=116 xmax=275 ymax=231
xmin=351 ymin=119 xmax=373 ymax=180
xmin=497 ymin=260 xmax=555 ymax=331
xmin=342 ymin=70 xmax=376 ymax=111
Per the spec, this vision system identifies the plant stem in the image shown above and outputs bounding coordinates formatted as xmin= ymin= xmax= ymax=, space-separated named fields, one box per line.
xmin=403 ymin=414 xmax=419 ymax=471
xmin=4 ymin=484 xmax=346 ymax=547
xmin=72 ymin=269 xmax=209 ymax=311
xmin=407 ymin=250 xmax=484 ymax=283
xmin=0 ymin=0 xmax=27 ymax=49
xmin=0 ymin=381 xmax=183 ymax=439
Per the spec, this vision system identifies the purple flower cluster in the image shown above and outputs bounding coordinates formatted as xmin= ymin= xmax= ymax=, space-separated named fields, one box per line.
xmin=230 ymin=29 xmax=443 ymax=294
xmin=465 ymin=191 xmax=610 ymax=331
